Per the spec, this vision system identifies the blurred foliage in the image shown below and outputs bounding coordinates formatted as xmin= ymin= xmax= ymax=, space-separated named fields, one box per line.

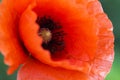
xmin=0 ymin=55 xmax=17 ymax=80
xmin=0 ymin=0 xmax=120 ymax=80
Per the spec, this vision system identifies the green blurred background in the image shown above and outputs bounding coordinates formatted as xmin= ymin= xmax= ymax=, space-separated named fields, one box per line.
xmin=0 ymin=0 xmax=120 ymax=80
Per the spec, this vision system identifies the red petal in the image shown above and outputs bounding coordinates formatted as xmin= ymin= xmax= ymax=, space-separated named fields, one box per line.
xmin=17 ymin=59 xmax=89 ymax=80
xmin=0 ymin=0 xmax=31 ymax=74
xmin=87 ymin=0 xmax=103 ymax=15
xmin=13 ymin=0 xmax=34 ymax=15
xmin=89 ymin=13 xmax=114 ymax=79
xmin=87 ymin=1 xmax=114 ymax=79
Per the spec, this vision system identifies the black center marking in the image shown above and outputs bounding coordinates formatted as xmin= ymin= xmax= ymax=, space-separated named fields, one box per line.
xmin=36 ymin=16 xmax=66 ymax=54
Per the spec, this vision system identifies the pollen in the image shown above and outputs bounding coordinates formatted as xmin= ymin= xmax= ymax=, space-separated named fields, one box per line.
xmin=39 ymin=28 xmax=52 ymax=43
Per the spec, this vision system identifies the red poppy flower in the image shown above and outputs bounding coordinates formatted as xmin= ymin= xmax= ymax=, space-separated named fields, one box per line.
xmin=0 ymin=0 xmax=114 ymax=80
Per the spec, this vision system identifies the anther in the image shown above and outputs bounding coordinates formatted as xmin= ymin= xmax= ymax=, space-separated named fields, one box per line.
xmin=39 ymin=28 xmax=52 ymax=43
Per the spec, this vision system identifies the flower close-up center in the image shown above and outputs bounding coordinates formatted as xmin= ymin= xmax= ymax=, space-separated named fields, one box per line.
xmin=0 ymin=0 xmax=114 ymax=80
xmin=36 ymin=16 xmax=65 ymax=58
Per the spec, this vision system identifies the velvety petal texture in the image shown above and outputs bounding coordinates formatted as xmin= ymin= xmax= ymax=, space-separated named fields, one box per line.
xmin=0 ymin=0 xmax=114 ymax=80
xmin=87 ymin=1 xmax=114 ymax=79
xmin=17 ymin=59 xmax=89 ymax=80
xmin=0 ymin=0 xmax=28 ymax=74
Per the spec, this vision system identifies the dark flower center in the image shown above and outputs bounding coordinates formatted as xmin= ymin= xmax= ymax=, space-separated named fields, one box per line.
xmin=38 ymin=28 xmax=52 ymax=44
xmin=36 ymin=16 xmax=65 ymax=54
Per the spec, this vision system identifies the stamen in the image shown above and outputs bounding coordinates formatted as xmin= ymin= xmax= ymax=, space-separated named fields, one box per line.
xmin=39 ymin=28 xmax=52 ymax=43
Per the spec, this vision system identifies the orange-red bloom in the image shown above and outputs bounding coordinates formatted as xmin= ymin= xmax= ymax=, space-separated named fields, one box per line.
xmin=0 ymin=0 xmax=114 ymax=80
